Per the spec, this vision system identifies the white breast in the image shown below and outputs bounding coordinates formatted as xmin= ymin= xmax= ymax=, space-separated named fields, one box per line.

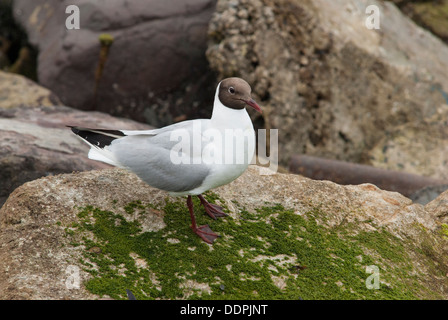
xmin=170 ymin=96 xmax=256 ymax=196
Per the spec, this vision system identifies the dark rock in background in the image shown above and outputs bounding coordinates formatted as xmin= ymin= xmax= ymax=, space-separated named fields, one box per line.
xmin=0 ymin=0 xmax=37 ymax=79
xmin=12 ymin=0 xmax=218 ymax=127
xmin=289 ymin=154 xmax=448 ymax=199
xmin=410 ymin=184 xmax=448 ymax=205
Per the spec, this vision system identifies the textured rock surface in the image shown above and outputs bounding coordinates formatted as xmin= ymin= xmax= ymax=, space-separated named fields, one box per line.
xmin=206 ymin=0 xmax=448 ymax=177
xmin=1 ymin=167 xmax=448 ymax=299
xmin=0 ymin=70 xmax=60 ymax=108
xmin=412 ymin=184 xmax=448 ymax=207
xmin=425 ymin=189 xmax=448 ymax=225
xmin=0 ymin=104 xmax=153 ymax=207
xmin=0 ymin=70 xmax=153 ymax=207
xmin=393 ymin=0 xmax=448 ymax=44
xmin=367 ymin=106 xmax=448 ymax=181
xmin=13 ymin=0 xmax=218 ymax=127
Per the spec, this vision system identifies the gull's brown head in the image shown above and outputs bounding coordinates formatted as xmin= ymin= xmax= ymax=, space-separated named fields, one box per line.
xmin=218 ymin=77 xmax=262 ymax=113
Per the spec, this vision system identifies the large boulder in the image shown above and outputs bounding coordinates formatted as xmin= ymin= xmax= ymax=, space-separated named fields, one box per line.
xmin=1 ymin=166 xmax=448 ymax=299
xmin=13 ymin=0 xmax=218 ymax=127
xmin=206 ymin=0 xmax=448 ymax=178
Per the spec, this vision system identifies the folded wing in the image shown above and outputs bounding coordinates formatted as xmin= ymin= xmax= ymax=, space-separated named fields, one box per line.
xmin=70 ymin=121 xmax=210 ymax=193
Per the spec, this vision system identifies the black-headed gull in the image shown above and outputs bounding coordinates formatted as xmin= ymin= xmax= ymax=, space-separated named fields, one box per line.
xmin=70 ymin=77 xmax=262 ymax=244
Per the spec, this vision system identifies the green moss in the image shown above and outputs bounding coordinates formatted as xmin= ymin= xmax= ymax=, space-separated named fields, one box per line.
xmin=67 ymin=195 xmax=429 ymax=300
xmin=440 ymin=224 xmax=448 ymax=240
xmin=124 ymin=200 xmax=146 ymax=215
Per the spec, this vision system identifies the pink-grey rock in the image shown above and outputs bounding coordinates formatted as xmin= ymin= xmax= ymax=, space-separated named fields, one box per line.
xmin=0 ymin=103 xmax=153 ymax=207
xmin=0 ymin=70 xmax=153 ymax=207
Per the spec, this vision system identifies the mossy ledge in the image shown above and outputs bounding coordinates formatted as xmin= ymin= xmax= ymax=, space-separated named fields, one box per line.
xmin=65 ymin=193 xmax=437 ymax=300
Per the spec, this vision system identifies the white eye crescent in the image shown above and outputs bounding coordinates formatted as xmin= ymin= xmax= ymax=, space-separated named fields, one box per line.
xmin=228 ymin=87 xmax=235 ymax=94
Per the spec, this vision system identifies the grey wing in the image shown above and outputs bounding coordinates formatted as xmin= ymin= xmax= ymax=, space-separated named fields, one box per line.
xmin=110 ymin=120 xmax=210 ymax=193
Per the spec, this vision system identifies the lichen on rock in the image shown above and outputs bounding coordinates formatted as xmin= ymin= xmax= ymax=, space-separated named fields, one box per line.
xmin=1 ymin=167 xmax=448 ymax=299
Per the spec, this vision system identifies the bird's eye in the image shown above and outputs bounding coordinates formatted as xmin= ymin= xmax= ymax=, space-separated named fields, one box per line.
xmin=228 ymin=87 xmax=235 ymax=94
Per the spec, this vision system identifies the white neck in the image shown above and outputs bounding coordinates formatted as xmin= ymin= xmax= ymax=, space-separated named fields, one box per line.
xmin=211 ymin=82 xmax=252 ymax=128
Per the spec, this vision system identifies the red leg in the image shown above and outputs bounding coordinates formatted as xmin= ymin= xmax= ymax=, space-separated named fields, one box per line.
xmin=187 ymin=195 xmax=219 ymax=244
xmin=197 ymin=194 xmax=227 ymax=220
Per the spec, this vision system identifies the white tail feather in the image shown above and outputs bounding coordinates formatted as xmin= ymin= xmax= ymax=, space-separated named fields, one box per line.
xmin=73 ymin=132 xmax=122 ymax=167
xmin=88 ymin=147 xmax=120 ymax=167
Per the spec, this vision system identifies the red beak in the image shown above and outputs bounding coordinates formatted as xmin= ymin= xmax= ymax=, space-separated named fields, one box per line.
xmin=244 ymin=98 xmax=262 ymax=113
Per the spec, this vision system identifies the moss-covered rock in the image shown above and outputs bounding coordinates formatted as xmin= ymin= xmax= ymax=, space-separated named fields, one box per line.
xmin=68 ymin=201 xmax=430 ymax=300
xmin=1 ymin=167 xmax=448 ymax=299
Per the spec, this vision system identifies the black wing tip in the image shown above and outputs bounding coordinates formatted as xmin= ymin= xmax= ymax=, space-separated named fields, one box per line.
xmin=68 ymin=126 xmax=80 ymax=135
xmin=68 ymin=126 xmax=125 ymax=137
xmin=68 ymin=126 xmax=125 ymax=148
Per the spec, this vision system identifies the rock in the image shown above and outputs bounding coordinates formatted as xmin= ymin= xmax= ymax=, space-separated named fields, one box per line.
xmin=1 ymin=166 xmax=448 ymax=299
xmin=367 ymin=106 xmax=448 ymax=180
xmin=0 ymin=70 xmax=60 ymax=108
xmin=13 ymin=0 xmax=217 ymax=127
xmin=0 ymin=104 xmax=153 ymax=207
xmin=206 ymin=0 xmax=448 ymax=175
xmin=411 ymin=185 xmax=448 ymax=206
xmin=289 ymin=154 xmax=448 ymax=198
xmin=425 ymin=189 xmax=448 ymax=224
xmin=0 ymin=70 xmax=153 ymax=207
xmin=392 ymin=0 xmax=448 ymax=44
